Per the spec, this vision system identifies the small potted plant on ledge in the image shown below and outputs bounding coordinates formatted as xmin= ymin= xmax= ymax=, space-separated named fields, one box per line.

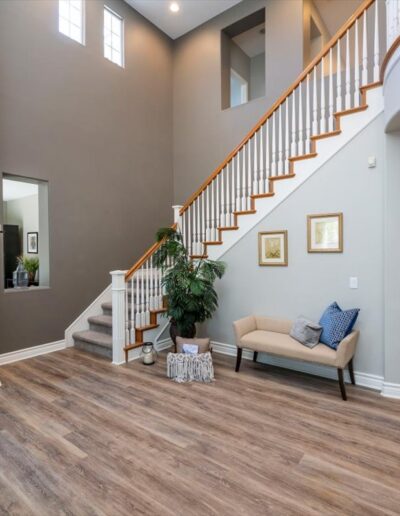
xmin=153 ymin=227 xmax=226 ymax=347
xmin=22 ymin=256 xmax=39 ymax=286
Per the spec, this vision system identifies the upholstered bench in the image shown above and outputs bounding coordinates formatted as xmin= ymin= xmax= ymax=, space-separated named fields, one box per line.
xmin=233 ymin=316 xmax=359 ymax=400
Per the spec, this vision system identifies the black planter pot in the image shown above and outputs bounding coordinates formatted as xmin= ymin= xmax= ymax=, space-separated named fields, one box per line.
xmin=169 ymin=320 xmax=196 ymax=351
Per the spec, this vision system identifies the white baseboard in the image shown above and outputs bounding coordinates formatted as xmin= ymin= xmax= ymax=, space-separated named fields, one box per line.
xmin=211 ymin=340 xmax=384 ymax=392
xmin=0 ymin=340 xmax=66 ymax=366
xmin=381 ymin=382 xmax=400 ymax=399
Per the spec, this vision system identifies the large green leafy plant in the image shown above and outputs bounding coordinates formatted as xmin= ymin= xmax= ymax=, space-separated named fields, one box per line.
xmin=153 ymin=227 xmax=226 ymax=337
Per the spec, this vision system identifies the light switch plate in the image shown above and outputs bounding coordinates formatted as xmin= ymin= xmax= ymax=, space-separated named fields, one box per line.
xmin=349 ymin=277 xmax=358 ymax=289
xmin=368 ymin=156 xmax=376 ymax=168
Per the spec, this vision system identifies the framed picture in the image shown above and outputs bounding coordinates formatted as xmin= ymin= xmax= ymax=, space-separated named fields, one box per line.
xmin=27 ymin=232 xmax=39 ymax=254
xmin=307 ymin=213 xmax=343 ymax=253
xmin=258 ymin=231 xmax=288 ymax=266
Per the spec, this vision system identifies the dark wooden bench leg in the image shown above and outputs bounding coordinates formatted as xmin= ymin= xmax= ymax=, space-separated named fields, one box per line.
xmin=253 ymin=351 xmax=258 ymax=362
xmin=348 ymin=358 xmax=355 ymax=385
xmin=235 ymin=347 xmax=242 ymax=372
xmin=337 ymin=368 xmax=347 ymax=400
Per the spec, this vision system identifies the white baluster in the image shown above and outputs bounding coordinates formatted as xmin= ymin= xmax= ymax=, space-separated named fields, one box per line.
xmin=259 ymin=125 xmax=264 ymax=191
xmin=328 ymin=48 xmax=334 ymax=132
xmin=291 ymin=91 xmax=297 ymax=155
xmin=242 ymin=146 xmax=247 ymax=211
xmin=215 ymin=174 xmax=220 ymax=237
xmin=236 ymin=151 xmax=241 ymax=211
xmin=149 ymin=257 xmax=154 ymax=311
xmin=354 ymin=19 xmax=360 ymax=107
xmin=345 ymin=30 xmax=351 ymax=109
xmin=336 ymin=38 xmax=342 ymax=112
xmin=247 ymin=139 xmax=252 ymax=208
xmin=265 ymin=119 xmax=270 ymax=187
xmin=312 ymin=68 xmax=318 ymax=135
xmin=362 ymin=10 xmax=368 ymax=85
xmin=227 ymin=159 xmax=232 ymax=226
xmin=188 ymin=204 xmax=192 ymax=254
xmin=285 ymin=100 xmax=290 ymax=171
xmin=305 ymin=74 xmax=311 ymax=154
xmin=211 ymin=178 xmax=215 ymax=240
xmin=298 ymin=83 xmax=304 ymax=155
xmin=140 ymin=267 xmax=145 ymax=327
xmin=220 ymin=168 xmax=226 ymax=228
xmin=201 ymin=190 xmax=205 ymax=252
xmin=135 ymin=270 xmax=140 ymax=327
xmin=278 ymin=105 xmax=284 ymax=172
xmin=145 ymin=260 xmax=150 ymax=326
xmin=157 ymin=266 xmax=162 ymax=310
xmin=206 ymin=186 xmax=211 ymax=242
xmin=271 ymin=111 xmax=277 ymax=175
xmin=130 ymin=277 xmax=134 ymax=342
xmin=196 ymin=197 xmax=201 ymax=255
xmin=320 ymin=58 xmax=326 ymax=133
xmin=373 ymin=0 xmax=380 ymax=82
xmin=229 ymin=156 xmax=236 ymax=226
xmin=252 ymin=133 xmax=258 ymax=195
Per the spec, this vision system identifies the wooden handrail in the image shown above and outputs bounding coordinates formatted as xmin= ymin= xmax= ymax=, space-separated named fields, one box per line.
xmin=380 ymin=34 xmax=400 ymax=82
xmin=125 ymin=223 xmax=177 ymax=281
xmin=179 ymin=0 xmax=375 ymax=215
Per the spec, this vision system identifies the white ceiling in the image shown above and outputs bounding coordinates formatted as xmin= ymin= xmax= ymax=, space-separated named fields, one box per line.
xmin=124 ymin=0 xmax=243 ymax=39
xmin=3 ymin=179 xmax=38 ymax=202
xmin=233 ymin=22 xmax=265 ymax=58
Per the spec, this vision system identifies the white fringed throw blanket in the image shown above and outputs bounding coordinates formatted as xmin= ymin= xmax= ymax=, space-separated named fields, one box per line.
xmin=167 ymin=352 xmax=214 ymax=383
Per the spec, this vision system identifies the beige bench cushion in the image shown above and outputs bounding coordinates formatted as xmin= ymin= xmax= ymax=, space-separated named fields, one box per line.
xmin=241 ymin=330 xmax=337 ymax=367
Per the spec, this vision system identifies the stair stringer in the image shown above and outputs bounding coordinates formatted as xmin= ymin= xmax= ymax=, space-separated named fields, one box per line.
xmin=207 ymin=86 xmax=384 ymax=261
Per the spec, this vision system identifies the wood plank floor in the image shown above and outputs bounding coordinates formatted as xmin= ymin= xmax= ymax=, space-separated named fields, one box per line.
xmin=0 ymin=348 xmax=400 ymax=516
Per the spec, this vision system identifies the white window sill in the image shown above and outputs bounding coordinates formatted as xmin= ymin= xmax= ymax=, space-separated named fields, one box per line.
xmin=4 ymin=286 xmax=50 ymax=294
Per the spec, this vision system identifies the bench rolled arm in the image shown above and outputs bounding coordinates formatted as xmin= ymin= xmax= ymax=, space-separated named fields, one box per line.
xmin=335 ymin=330 xmax=360 ymax=368
xmin=233 ymin=316 xmax=257 ymax=347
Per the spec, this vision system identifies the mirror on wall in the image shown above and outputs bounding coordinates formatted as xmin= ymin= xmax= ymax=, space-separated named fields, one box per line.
xmin=2 ymin=174 xmax=49 ymax=290
xmin=221 ymin=9 xmax=266 ymax=109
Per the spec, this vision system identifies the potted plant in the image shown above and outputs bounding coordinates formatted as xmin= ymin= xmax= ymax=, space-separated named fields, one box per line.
xmin=153 ymin=227 xmax=226 ymax=345
xmin=21 ymin=256 xmax=39 ymax=285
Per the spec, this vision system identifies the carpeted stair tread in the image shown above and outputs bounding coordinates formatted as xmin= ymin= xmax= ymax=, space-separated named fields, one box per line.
xmin=88 ymin=314 xmax=112 ymax=328
xmin=73 ymin=330 xmax=112 ymax=349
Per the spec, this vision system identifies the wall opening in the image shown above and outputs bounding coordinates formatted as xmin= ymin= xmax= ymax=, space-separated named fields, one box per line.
xmin=2 ymin=174 xmax=50 ymax=290
xmin=221 ymin=9 xmax=266 ymax=109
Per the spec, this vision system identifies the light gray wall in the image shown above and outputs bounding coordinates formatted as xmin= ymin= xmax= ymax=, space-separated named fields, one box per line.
xmin=250 ymin=53 xmax=265 ymax=100
xmin=0 ymin=0 xmax=173 ymax=353
xmin=230 ymin=39 xmax=251 ymax=84
xmin=383 ymin=131 xmax=400 ymax=384
xmin=173 ymin=0 xmax=304 ymax=204
xmin=4 ymin=195 xmax=39 ymax=256
xmin=204 ymin=115 xmax=385 ymax=378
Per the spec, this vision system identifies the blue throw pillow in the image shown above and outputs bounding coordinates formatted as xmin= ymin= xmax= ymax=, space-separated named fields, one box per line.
xmin=319 ymin=302 xmax=360 ymax=350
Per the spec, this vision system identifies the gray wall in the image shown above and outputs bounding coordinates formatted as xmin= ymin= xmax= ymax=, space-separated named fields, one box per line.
xmin=383 ymin=131 xmax=400 ymax=384
xmin=0 ymin=0 xmax=173 ymax=353
xmin=173 ymin=0 xmax=304 ymax=204
xmin=204 ymin=115 xmax=385 ymax=378
xmin=250 ymin=53 xmax=266 ymax=100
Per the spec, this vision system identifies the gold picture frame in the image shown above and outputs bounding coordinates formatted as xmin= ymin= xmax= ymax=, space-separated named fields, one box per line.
xmin=258 ymin=231 xmax=288 ymax=266
xmin=307 ymin=213 xmax=343 ymax=253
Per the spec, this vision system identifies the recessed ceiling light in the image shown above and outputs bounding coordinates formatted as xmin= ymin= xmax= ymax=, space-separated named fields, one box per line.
xmin=169 ymin=2 xmax=180 ymax=13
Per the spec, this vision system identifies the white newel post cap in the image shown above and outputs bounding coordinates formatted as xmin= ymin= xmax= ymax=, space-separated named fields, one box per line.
xmin=172 ymin=205 xmax=183 ymax=224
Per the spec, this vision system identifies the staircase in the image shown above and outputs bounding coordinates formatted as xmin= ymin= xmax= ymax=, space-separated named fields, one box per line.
xmin=66 ymin=0 xmax=399 ymax=364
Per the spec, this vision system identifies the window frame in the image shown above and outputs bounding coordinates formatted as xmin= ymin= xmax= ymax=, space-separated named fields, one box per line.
xmin=103 ymin=6 xmax=125 ymax=68
xmin=58 ymin=0 xmax=85 ymax=46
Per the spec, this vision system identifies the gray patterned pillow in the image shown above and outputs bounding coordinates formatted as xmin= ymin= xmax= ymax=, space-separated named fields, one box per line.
xmin=290 ymin=317 xmax=322 ymax=348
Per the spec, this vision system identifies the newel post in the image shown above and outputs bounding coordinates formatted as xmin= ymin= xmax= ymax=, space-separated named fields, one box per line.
xmin=110 ymin=270 xmax=126 ymax=365
xmin=172 ymin=205 xmax=183 ymax=231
